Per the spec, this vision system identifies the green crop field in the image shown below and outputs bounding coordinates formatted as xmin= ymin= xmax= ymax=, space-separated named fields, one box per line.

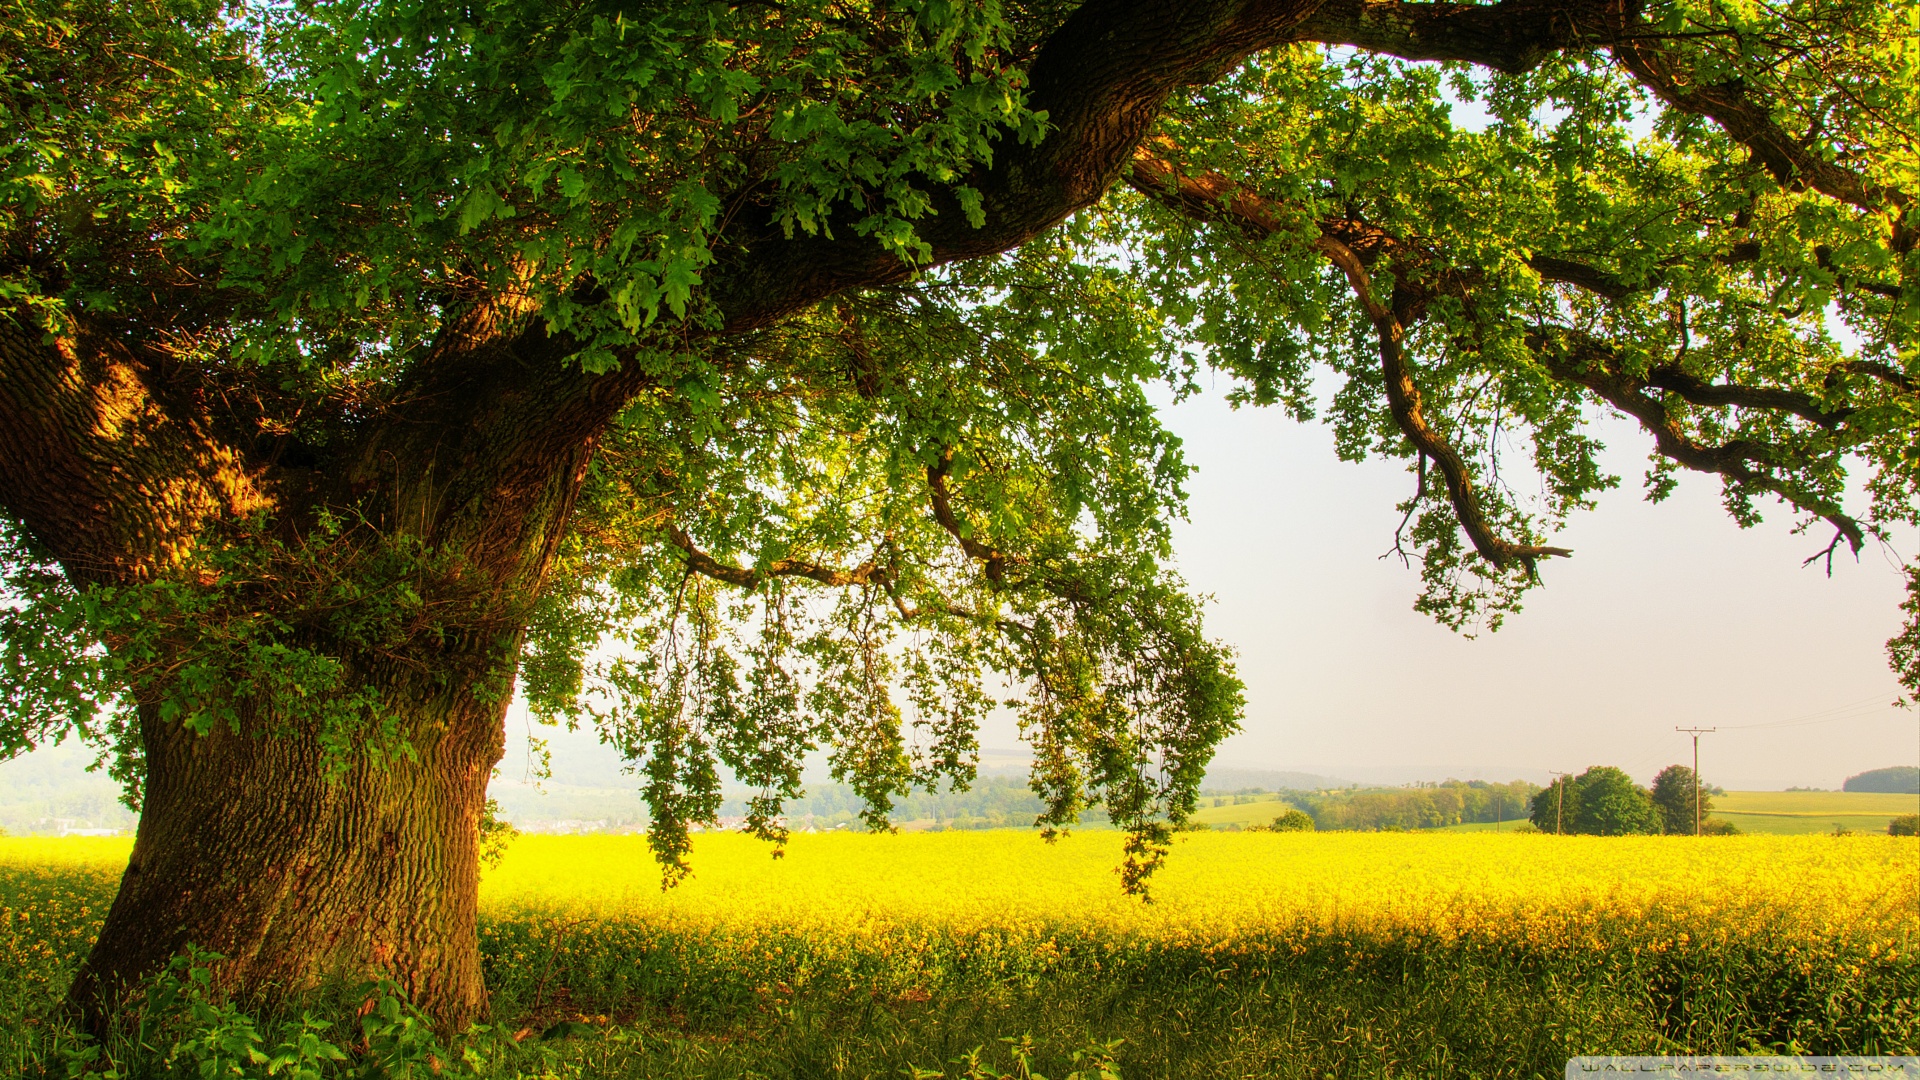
xmin=5 ymin=833 xmax=1919 ymax=1079
xmin=1189 ymin=795 xmax=1298 ymax=826
xmin=1711 ymin=791 xmax=1920 ymax=836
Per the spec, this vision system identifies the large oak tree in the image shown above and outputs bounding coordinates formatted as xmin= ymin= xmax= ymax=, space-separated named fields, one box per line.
xmin=3 ymin=0 xmax=1916 ymax=1030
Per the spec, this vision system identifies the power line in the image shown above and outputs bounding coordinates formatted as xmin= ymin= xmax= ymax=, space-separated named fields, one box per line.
xmin=1717 ymin=694 xmax=1896 ymax=732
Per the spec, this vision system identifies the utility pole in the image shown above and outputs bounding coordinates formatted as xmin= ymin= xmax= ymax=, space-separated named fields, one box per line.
xmin=1676 ymin=727 xmax=1716 ymax=836
xmin=1495 ymin=789 xmax=1502 ymax=833
xmin=1549 ymin=771 xmax=1570 ymax=835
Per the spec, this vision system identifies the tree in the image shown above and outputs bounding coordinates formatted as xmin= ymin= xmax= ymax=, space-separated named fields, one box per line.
xmin=1844 ymin=767 xmax=1920 ymax=794
xmin=1568 ymin=767 xmax=1660 ymax=837
xmin=1270 ymin=808 xmax=1315 ymax=832
xmin=1651 ymin=764 xmax=1712 ymax=835
xmin=1530 ymin=775 xmax=1575 ymax=835
xmin=1531 ymin=767 xmax=1661 ymax=836
xmin=4 ymin=0 xmax=1919 ymax=1031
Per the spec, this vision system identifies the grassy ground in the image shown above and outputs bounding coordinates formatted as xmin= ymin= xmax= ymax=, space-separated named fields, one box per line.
xmin=1189 ymin=795 xmax=1296 ymax=826
xmin=4 ymin=832 xmax=1919 ymax=1079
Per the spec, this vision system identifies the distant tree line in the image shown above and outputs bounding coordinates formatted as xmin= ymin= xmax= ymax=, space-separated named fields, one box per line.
xmin=726 ymin=775 xmax=1105 ymax=831
xmin=1287 ymin=780 xmax=1542 ymax=832
xmin=1844 ymin=766 xmax=1920 ymax=794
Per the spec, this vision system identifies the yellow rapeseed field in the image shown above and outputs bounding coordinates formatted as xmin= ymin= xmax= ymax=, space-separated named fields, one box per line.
xmin=7 ymin=831 xmax=1915 ymax=948
xmin=10 ymin=832 xmax=1912 ymax=944
xmin=479 ymin=830 xmax=1920 ymax=948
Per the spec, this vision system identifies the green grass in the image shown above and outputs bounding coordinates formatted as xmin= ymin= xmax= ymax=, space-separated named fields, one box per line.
xmin=1188 ymin=795 xmax=1296 ymax=826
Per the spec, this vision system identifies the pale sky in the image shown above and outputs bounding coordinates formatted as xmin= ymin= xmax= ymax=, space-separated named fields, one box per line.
xmin=1145 ymin=385 xmax=1919 ymax=791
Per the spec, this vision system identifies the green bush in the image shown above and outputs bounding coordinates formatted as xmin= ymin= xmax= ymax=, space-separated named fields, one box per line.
xmin=1269 ymin=809 xmax=1314 ymax=832
xmin=1890 ymin=815 xmax=1919 ymax=837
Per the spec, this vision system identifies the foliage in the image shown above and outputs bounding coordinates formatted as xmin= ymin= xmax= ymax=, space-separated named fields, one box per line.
xmin=1298 ymin=780 xmax=1538 ymax=831
xmin=1265 ymin=808 xmax=1314 ymax=833
xmin=479 ymin=798 xmax=520 ymax=871
xmin=1845 ymin=767 xmax=1920 ymax=794
xmin=1891 ymin=814 xmax=1920 ymax=837
xmin=1570 ymin=767 xmax=1659 ymax=836
xmin=1531 ymin=766 xmax=1660 ymax=837
xmin=1652 ymin=765 xmax=1714 ymax=835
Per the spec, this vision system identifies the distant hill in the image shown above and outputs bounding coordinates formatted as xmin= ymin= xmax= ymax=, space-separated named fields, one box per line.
xmin=0 ymin=738 xmax=137 ymax=835
xmin=1201 ymin=768 xmax=1352 ymax=793
xmin=1843 ymin=766 xmax=1919 ymax=794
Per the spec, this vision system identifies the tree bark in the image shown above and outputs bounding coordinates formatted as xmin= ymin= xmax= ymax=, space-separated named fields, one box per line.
xmin=67 ymin=661 xmax=511 ymax=1032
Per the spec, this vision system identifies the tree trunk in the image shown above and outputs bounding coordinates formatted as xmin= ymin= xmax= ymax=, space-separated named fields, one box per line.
xmin=65 ymin=654 xmax=513 ymax=1033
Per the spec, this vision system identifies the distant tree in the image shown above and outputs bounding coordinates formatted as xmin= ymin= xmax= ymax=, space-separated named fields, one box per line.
xmin=1270 ymin=808 xmax=1315 ymax=833
xmin=1700 ymin=819 xmax=1741 ymax=836
xmin=1569 ymin=767 xmax=1660 ymax=836
xmin=1532 ymin=767 xmax=1659 ymax=836
xmin=1844 ymin=767 xmax=1920 ymax=794
xmin=1890 ymin=815 xmax=1919 ymax=837
xmin=1530 ymin=776 xmax=1577 ymax=835
xmin=1651 ymin=765 xmax=1712 ymax=835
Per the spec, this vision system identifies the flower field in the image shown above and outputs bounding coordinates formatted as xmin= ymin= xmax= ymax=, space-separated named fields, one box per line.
xmin=5 ymin=832 xmax=1919 ymax=1078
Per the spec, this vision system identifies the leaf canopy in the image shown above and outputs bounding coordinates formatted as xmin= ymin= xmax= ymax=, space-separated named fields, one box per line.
xmin=3 ymin=0 xmax=1918 ymax=884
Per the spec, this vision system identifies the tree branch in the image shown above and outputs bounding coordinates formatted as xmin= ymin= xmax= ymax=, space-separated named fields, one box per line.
xmin=1129 ymin=150 xmax=1572 ymax=572
xmin=1288 ymin=0 xmax=1628 ymax=75
xmin=1611 ymin=40 xmax=1905 ymax=216
xmin=1529 ymin=326 xmax=1866 ymax=555
xmin=0 ymin=307 xmax=271 ymax=583
xmin=703 ymin=0 xmax=1329 ymax=333
xmin=926 ymin=448 xmax=1010 ymax=584
xmin=664 ymin=523 xmax=887 ymax=589
xmin=1318 ymin=235 xmax=1573 ymax=573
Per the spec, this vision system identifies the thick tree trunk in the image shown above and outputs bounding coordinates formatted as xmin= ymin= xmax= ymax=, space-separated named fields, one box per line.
xmin=0 ymin=305 xmax=591 ymax=1032
xmin=67 ymin=661 xmax=511 ymax=1032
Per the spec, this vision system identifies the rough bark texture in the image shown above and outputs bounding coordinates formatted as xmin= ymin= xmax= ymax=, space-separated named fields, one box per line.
xmin=67 ymin=667 xmax=510 ymax=1028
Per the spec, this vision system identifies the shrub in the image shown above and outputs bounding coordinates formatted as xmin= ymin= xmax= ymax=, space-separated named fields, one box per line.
xmin=1270 ymin=809 xmax=1314 ymax=832
xmin=1889 ymin=814 xmax=1919 ymax=837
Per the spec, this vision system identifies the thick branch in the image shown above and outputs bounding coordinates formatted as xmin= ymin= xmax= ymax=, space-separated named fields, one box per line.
xmin=1611 ymin=41 xmax=1904 ymax=215
xmin=1524 ymin=254 xmax=1641 ymax=301
xmin=704 ymin=0 xmax=1326 ymax=332
xmin=1289 ymin=0 xmax=1627 ymax=75
xmin=0 ymin=307 xmax=270 ymax=583
xmin=1641 ymin=364 xmax=1850 ymax=429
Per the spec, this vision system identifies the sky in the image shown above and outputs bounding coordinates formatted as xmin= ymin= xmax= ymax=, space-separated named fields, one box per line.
xmin=1143 ymin=384 xmax=1919 ymax=791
